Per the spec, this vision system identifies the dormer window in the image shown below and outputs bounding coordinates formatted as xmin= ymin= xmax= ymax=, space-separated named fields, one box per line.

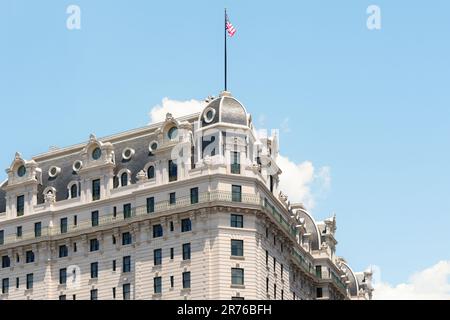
xmin=149 ymin=141 xmax=158 ymax=153
xmin=70 ymin=184 xmax=78 ymax=199
xmin=92 ymin=147 xmax=102 ymax=160
xmin=204 ymin=107 xmax=216 ymax=124
xmin=17 ymin=165 xmax=26 ymax=177
xmin=122 ymin=148 xmax=135 ymax=161
xmin=48 ymin=166 xmax=61 ymax=178
xmin=73 ymin=160 xmax=83 ymax=172
xmin=121 ymin=172 xmax=129 ymax=187
xmin=147 ymin=166 xmax=155 ymax=179
xmin=168 ymin=127 xmax=178 ymax=140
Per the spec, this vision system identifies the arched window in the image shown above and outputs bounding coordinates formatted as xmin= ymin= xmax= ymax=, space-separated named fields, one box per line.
xmin=70 ymin=184 xmax=78 ymax=199
xmin=121 ymin=172 xmax=128 ymax=187
xmin=147 ymin=166 xmax=155 ymax=179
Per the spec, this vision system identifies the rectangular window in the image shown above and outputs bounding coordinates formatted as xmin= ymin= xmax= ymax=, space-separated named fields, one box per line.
xmin=230 ymin=214 xmax=243 ymax=228
xmin=153 ymin=224 xmax=163 ymax=238
xmin=17 ymin=195 xmax=24 ymax=216
xmin=16 ymin=226 xmax=22 ymax=238
xmin=170 ymin=221 xmax=174 ymax=232
xmin=231 ymin=268 xmax=244 ymax=286
xmin=182 ymin=243 xmax=191 ymax=261
xmin=232 ymin=185 xmax=242 ymax=202
xmin=170 ymin=248 xmax=174 ymax=260
xmin=92 ymin=179 xmax=101 ymax=201
xmin=123 ymin=203 xmax=132 ymax=219
xmin=2 ymin=278 xmax=9 ymax=294
xmin=231 ymin=151 xmax=241 ymax=174
xmin=91 ymin=262 xmax=98 ymax=279
xmin=112 ymin=236 xmax=116 ymax=245
xmin=122 ymin=232 xmax=132 ymax=245
xmin=169 ymin=192 xmax=176 ymax=205
xmin=112 ymin=287 xmax=116 ymax=299
xmin=73 ymin=242 xmax=77 ymax=253
xmin=266 ymin=278 xmax=269 ymax=292
xmin=90 ymin=239 xmax=99 ymax=252
xmin=273 ymin=257 xmax=276 ymax=272
xmin=1 ymin=256 xmax=10 ymax=268
xmin=170 ymin=276 xmax=174 ymax=288
xmin=168 ymin=160 xmax=178 ymax=182
xmin=146 ymin=197 xmax=155 ymax=214
xmin=113 ymin=206 xmax=117 ymax=218
xmin=25 ymin=251 xmax=34 ymax=263
xmin=281 ymin=264 xmax=284 ymax=278
xmin=265 ymin=250 xmax=269 ymax=266
xmin=317 ymin=287 xmax=323 ymax=298
xmin=0 ymin=230 xmax=3 ymax=245
xmin=154 ymin=277 xmax=162 ymax=294
xmin=34 ymin=222 xmax=42 ymax=238
xmin=123 ymin=256 xmax=131 ymax=273
xmin=112 ymin=260 xmax=117 ymax=272
xmin=231 ymin=240 xmax=244 ymax=257
xmin=73 ymin=215 xmax=78 ymax=226
xmin=274 ymin=284 xmax=277 ymax=299
xmin=59 ymin=295 xmax=66 ymax=301
xmin=154 ymin=249 xmax=162 ymax=266
xmin=16 ymin=277 xmax=19 ymax=289
xmin=181 ymin=218 xmax=192 ymax=232
xmin=60 ymin=218 xmax=68 ymax=234
xmin=190 ymin=187 xmax=199 ymax=204
xmin=281 ymin=290 xmax=284 ymax=300
xmin=90 ymin=289 xmax=98 ymax=300
xmin=59 ymin=268 xmax=67 ymax=285
xmin=91 ymin=211 xmax=99 ymax=227
xmin=182 ymin=272 xmax=191 ymax=289
xmin=26 ymin=274 xmax=33 ymax=289
xmin=123 ymin=284 xmax=131 ymax=300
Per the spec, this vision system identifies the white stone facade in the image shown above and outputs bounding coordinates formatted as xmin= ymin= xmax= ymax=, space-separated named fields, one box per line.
xmin=0 ymin=91 xmax=372 ymax=300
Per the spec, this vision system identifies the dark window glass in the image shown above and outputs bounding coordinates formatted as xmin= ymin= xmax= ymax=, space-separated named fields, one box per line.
xmin=2 ymin=278 xmax=9 ymax=294
xmin=170 ymin=248 xmax=174 ymax=260
xmin=17 ymin=165 xmax=26 ymax=177
xmin=181 ymin=219 xmax=192 ymax=232
xmin=266 ymin=250 xmax=269 ymax=265
xmin=112 ymin=260 xmax=116 ymax=272
xmin=274 ymin=284 xmax=277 ymax=299
xmin=154 ymin=249 xmax=162 ymax=266
xmin=34 ymin=222 xmax=42 ymax=238
xmin=231 ymin=151 xmax=241 ymax=174
xmin=190 ymin=187 xmax=199 ymax=204
xmin=17 ymin=195 xmax=24 ymax=216
xmin=231 ymin=240 xmax=244 ymax=257
xmin=121 ymin=172 xmax=128 ymax=187
xmin=2 ymin=256 xmax=10 ymax=268
xmin=123 ymin=284 xmax=131 ymax=300
xmin=232 ymin=297 xmax=245 ymax=300
xmin=60 ymin=218 xmax=68 ymax=234
xmin=92 ymin=179 xmax=101 ymax=201
xmin=170 ymin=276 xmax=174 ymax=288
xmin=146 ymin=197 xmax=155 ymax=214
xmin=147 ymin=166 xmax=155 ymax=179
xmin=92 ymin=147 xmax=102 ymax=160
xmin=0 ymin=230 xmax=4 ymax=245
xmin=91 ymin=211 xmax=99 ymax=227
xmin=154 ymin=277 xmax=162 ymax=294
xmin=123 ymin=256 xmax=131 ymax=273
xmin=168 ymin=160 xmax=177 ymax=182
xmin=59 ymin=295 xmax=66 ymax=300
xmin=91 ymin=262 xmax=98 ymax=278
xmin=16 ymin=277 xmax=19 ymax=289
xmin=16 ymin=226 xmax=22 ymax=238
xmin=25 ymin=251 xmax=34 ymax=263
xmin=112 ymin=287 xmax=116 ymax=299
xmin=230 ymin=214 xmax=243 ymax=228
xmin=316 ymin=266 xmax=322 ymax=279
xmin=182 ymin=243 xmax=191 ymax=261
xmin=73 ymin=242 xmax=77 ymax=252
xmin=153 ymin=225 xmax=163 ymax=238
xmin=90 ymin=239 xmax=99 ymax=252
xmin=182 ymin=272 xmax=191 ymax=289
xmin=169 ymin=192 xmax=176 ymax=205
xmin=170 ymin=221 xmax=174 ymax=232
xmin=317 ymin=287 xmax=323 ymax=298
xmin=232 ymin=185 xmax=242 ymax=202
xmin=122 ymin=232 xmax=132 ymax=245
xmin=168 ymin=126 xmax=178 ymax=140
xmin=231 ymin=268 xmax=244 ymax=285
xmin=59 ymin=268 xmax=67 ymax=284
xmin=123 ymin=204 xmax=132 ymax=219
xmin=90 ymin=289 xmax=98 ymax=300
xmin=73 ymin=215 xmax=78 ymax=226
xmin=26 ymin=274 xmax=33 ymax=290
xmin=71 ymin=184 xmax=78 ymax=199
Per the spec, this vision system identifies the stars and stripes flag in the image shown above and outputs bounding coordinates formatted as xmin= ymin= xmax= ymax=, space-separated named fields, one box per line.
xmin=226 ymin=14 xmax=236 ymax=37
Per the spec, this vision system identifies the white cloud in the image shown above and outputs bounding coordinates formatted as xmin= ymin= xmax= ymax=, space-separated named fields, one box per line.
xmin=277 ymin=155 xmax=331 ymax=209
xmin=373 ymin=261 xmax=450 ymax=300
xmin=149 ymin=97 xmax=205 ymax=124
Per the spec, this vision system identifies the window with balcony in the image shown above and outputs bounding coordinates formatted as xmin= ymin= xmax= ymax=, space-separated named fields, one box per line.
xmin=231 ymin=268 xmax=244 ymax=286
xmin=168 ymin=160 xmax=178 ymax=182
xmin=231 ymin=151 xmax=240 ymax=174
xmin=190 ymin=187 xmax=199 ymax=204
xmin=181 ymin=218 xmax=192 ymax=232
xmin=91 ymin=262 xmax=98 ymax=279
xmin=169 ymin=192 xmax=176 ymax=205
xmin=34 ymin=222 xmax=41 ymax=238
xmin=122 ymin=232 xmax=132 ymax=246
xmin=91 ymin=211 xmax=99 ymax=227
xmin=154 ymin=277 xmax=162 ymax=294
xmin=26 ymin=274 xmax=33 ymax=290
xmin=123 ymin=284 xmax=131 ymax=300
xmin=123 ymin=203 xmax=132 ymax=219
xmin=153 ymin=224 xmax=163 ymax=238
xmin=231 ymin=240 xmax=244 ymax=257
xmin=230 ymin=214 xmax=243 ymax=228
xmin=154 ymin=249 xmax=162 ymax=266
xmin=123 ymin=256 xmax=131 ymax=273
xmin=182 ymin=243 xmax=191 ymax=261
xmin=17 ymin=195 xmax=24 ymax=216
xmin=92 ymin=179 xmax=101 ymax=201
xmin=147 ymin=197 xmax=155 ymax=214
xmin=182 ymin=272 xmax=191 ymax=289
xmin=232 ymin=185 xmax=242 ymax=202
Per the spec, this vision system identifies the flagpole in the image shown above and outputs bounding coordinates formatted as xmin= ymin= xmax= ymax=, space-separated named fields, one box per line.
xmin=224 ymin=8 xmax=227 ymax=92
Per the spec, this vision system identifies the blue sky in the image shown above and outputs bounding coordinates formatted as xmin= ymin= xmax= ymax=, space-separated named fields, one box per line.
xmin=1 ymin=0 xmax=449 ymax=291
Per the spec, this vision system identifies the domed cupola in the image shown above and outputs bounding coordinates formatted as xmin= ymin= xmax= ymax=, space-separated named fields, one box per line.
xmin=200 ymin=91 xmax=248 ymax=127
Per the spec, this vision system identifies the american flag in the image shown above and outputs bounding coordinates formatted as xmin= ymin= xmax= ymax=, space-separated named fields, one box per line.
xmin=226 ymin=14 xmax=236 ymax=37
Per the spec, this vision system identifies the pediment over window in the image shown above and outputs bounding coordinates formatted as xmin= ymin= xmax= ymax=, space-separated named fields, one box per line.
xmin=78 ymin=134 xmax=115 ymax=171
xmin=4 ymin=152 xmax=41 ymax=187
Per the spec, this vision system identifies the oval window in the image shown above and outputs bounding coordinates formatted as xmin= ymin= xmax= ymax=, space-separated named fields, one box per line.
xmin=17 ymin=165 xmax=26 ymax=177
xmin=168 ymin=127 xmax=178 ymax=140
xmin=92 ymin=147 xmax=102 ymax=160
